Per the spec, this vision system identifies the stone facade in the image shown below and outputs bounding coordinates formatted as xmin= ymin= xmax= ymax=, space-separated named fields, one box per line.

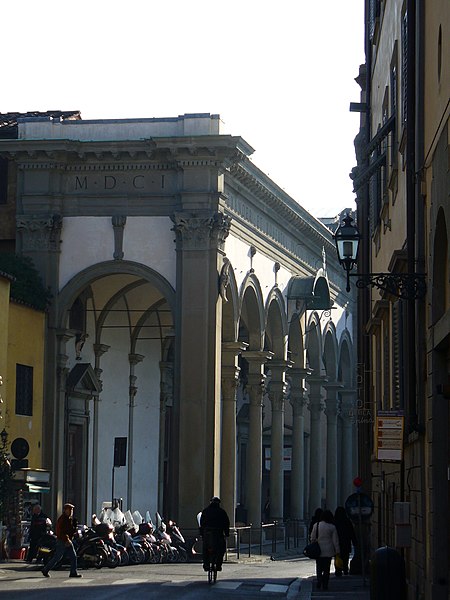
xmin=0 ymin=113 xmax=357 ymax=534
xmin=352 ymin=2 xmax=449 ymax=598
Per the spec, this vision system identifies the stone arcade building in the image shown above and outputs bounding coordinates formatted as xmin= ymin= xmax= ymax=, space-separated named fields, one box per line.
xmin=0 ymin=112 xmax=356 ymax=532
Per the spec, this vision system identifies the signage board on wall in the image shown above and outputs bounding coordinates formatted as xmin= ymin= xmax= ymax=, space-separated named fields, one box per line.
xmin=376 ymin=411 xmax=404 ymax=461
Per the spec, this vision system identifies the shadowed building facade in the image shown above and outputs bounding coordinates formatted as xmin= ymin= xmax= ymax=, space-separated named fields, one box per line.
xmin=0 ymin=112 xmax=357 ymax=533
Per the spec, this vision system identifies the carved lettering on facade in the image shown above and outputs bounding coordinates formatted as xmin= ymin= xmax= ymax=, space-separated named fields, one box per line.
xmin=68 ymin=171 xmax=174 ymax=194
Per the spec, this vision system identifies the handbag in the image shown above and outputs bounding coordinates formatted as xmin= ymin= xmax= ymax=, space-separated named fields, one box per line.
xmin=303 ymin=522 xmax=321 ymax=559
xmin=335 ymin=553 xmax=343 ymax=569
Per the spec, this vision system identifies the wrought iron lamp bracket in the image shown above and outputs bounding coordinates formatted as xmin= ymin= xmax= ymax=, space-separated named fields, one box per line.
xmin=349 ymin=272 xmax=426 ymax=300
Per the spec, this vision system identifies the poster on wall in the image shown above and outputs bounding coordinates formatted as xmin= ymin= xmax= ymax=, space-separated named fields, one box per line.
xmin=376 ymin=411 xmax=404 ymax=461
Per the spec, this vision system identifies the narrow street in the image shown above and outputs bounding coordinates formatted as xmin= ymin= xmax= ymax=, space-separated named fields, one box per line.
xmin=0 ymin=554 xmax=371 ymax=600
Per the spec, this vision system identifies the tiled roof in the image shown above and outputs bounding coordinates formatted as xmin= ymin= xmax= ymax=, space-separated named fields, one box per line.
xmin=0 ymin=110 xmax=81 ymax=138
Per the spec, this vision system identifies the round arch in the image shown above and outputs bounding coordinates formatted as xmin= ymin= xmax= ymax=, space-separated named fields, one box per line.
xmin=57 ymin=260 xmax=176 ymax=329
xmin=323 ymin=322 xmax=338 ymax=381
xmin=238 ymin=273 xmax=265 ymax=351
xmin=264 ymin=287 xmax=288 ymax=359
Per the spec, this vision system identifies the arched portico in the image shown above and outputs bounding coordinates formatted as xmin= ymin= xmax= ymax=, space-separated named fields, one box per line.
xmin=50 ymin=261 xmax=176 ymax=522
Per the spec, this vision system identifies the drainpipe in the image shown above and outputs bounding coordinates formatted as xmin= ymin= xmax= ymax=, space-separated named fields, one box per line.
xmin=405 ymin=0 xmax=417 ymax=442
xmin=415 ymin=1 xmax=427 ymax=593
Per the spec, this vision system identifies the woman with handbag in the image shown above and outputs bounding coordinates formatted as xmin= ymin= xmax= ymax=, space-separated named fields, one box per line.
xmin=309 ymin=509 xmax=340 ymax=590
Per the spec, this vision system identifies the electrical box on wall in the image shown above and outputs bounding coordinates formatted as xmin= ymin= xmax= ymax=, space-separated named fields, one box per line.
xmin=394 ymin=501 xmax=410 ymax=524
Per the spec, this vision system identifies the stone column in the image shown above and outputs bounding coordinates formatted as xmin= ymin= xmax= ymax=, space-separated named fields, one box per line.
xmin=171 ymin=211 xmax=231 ymax=526
xmin=158 ymin=361 xmax=174 ymax=512
xmin=220 ymin=341 xmax=247 ymax=528
xmin=92 ymin=343 xmax=109 ymax=513
xmin=340 ymin=389 xmax=357 ymax=502
xmin=127 ymin=353 xmax=144 ymax=509
xmin=289 ymin=368 xmax=311 ymax=520
xmin=245 ymin=351 xmax=273 ymax=527
xmin=324 ymin=382 xmax=343 ymax=511
xmin=268 ymin=361 xmax=291 ymax=521
xmin=307 ymin=376 xmax=326 ymax=514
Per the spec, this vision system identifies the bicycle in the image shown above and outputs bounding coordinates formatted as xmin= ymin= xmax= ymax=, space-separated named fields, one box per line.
xmin=203 ymin=529 xmax=223 ymax=584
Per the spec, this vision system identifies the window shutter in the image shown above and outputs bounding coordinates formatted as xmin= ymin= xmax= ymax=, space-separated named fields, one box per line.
xmin=392 ymin=301 xmax=404 ymax=409
xmin=401 ymin=11 xmax=408 ymax=125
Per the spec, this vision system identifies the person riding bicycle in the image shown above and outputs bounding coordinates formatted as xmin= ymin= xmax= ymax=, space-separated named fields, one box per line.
xmin=199 ymin=496 xmax=230 ymax=572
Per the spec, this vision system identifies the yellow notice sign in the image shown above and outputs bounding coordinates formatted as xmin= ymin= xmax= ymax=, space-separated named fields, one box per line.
xmin=376 ymin=411 xmax=405 ymax=461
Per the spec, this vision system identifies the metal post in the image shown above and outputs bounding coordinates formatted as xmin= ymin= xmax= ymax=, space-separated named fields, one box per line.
xmin=111 ymin=466 xmax=115 ymax=507
xmin=358 ymin=492 xmax=366 ymax=586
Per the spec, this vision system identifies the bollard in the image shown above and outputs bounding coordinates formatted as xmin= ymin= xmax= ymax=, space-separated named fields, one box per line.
xmin=370 ymin=546 xmax=407 ymax=600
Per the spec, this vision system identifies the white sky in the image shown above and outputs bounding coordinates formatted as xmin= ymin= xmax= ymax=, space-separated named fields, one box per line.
xmin=2 ymin=0 xmax=365 ymax=218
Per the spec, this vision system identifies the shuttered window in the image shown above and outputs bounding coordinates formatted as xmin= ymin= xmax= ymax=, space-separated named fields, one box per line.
xmin=401 ymin=11 xmax=408 ymax=125
xmin=392 ymin=301 xmax=404 ymax=409
xmin=15 ymin=364 xmax=33 ymax=416
xmin=0 ymin=158 xmax=7 ymax=204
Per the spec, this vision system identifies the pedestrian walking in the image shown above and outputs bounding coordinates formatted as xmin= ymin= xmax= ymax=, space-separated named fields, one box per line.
xmin=199 ymin=496 xmax=230 ymax=572
xmin=42 ymin=503 xmax=82 ymax=578
xmin=310 ymin=509 xmax=340 ymax=591
xmin=334 ymin=505 xmax=356 ymax=576
xmin=26 ymin=505 xmax=48 ymax=563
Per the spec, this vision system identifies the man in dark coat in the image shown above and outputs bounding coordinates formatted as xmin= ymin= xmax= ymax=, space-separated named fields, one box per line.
xmin=26 ymin=505 xmax=48 ymax=562
xmin=42 ymin=503 xmax=82 ymax=578
xmin=200 ymin=496 xmax=230 ymax=571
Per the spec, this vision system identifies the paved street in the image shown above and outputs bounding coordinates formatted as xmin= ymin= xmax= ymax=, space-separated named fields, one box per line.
xmin=0 ymin=554 xmax=371 ymax=600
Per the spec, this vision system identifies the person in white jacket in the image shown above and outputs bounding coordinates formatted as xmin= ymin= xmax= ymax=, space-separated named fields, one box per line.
xmin=310 ymin=509 xmax=340 ymax=590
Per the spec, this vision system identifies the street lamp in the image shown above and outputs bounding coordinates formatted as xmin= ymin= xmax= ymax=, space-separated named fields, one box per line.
xmin=334 ymin=213 xmax=426 ymax=299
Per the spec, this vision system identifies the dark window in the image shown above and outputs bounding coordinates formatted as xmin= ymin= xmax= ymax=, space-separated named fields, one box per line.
xmin=401 ymin=10 xmax=408 ymax=125
xmin=369 ymin=0 xmax=381 ymax=41
xmin=16 ymin=364 xmax=33 ymax=416
xmin=0 ymin=158 xmax=8 ymax=204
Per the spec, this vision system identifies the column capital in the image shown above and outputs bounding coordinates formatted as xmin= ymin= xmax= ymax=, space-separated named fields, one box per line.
xmin=290 ymin=367 xmax=313 ymax=380
xmin=129 ymin=353 xmax=145 ymax=367
xmin=307 ymin=374 xmax=329 ymax=386
xmin=245 ymin=350 xmax=274 ymax=368
xmin=324 ymin=381 xmax=344 ymax=392
xmin=221 ymin=365 xmax=240 ymax=401
xmin=222 ymin=341 xmax=249 ymax=366
xmin=324 ymin=397 xmax=340 ymax=418
xmin=93 ymin=344 xmax=110 ymax=358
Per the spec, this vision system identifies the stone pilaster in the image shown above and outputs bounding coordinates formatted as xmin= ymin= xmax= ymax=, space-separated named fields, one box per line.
xmin=289 ymin=368 xmax=311 ymax=520
xmin=171 ymin=211 xmax=230 ymax=526
xmin=324 ymin=382 xmax=343 ymax=511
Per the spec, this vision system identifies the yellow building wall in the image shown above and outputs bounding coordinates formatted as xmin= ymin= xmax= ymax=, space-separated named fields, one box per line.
xmin=7 ymin=302 xmax=45 ymax=469
xmin=0 ymin=276 xmax=11 ymax=424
